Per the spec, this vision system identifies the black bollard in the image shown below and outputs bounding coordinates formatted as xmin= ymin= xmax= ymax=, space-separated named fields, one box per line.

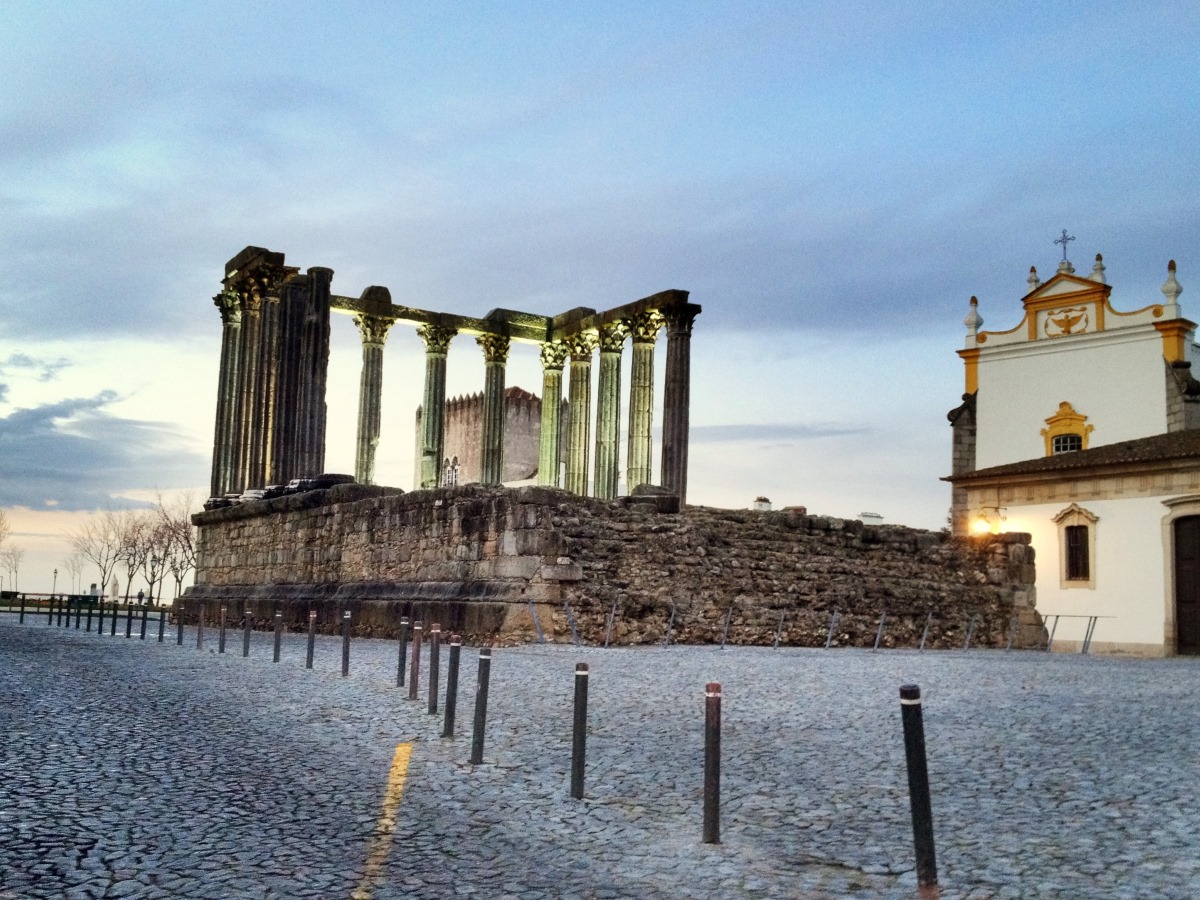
xmin=396 ymin=617 xmax=410 ymax=687
xmin=273 ymin=612 xmax=283 ymax=663
xmin=157 ymin=605 xmax=165 ymax=643
xmin=57 ymin=597 xmax=64 ymax=627
xmin=242 ymin=609 xmax=252 ymax=657
xmin=111 ymin=601 xmax=118 ymax=637
xmin=18 ymin=593 xmax=24 ymax=624
xmin=219 ymin=605 xmax=227 ymax=654
xmin=175 ymin=601 xmax=183 ymax=645
xmin=196 ymin=604 xmax=205 ymax=650
xmin=427 ymin=625 xmax=442 ymax=714
xmin=125 ymin=602 xmax=133 ymax=638
xmin=703 ymin=682 xmax=721 ymax=844
xmin=408 ymin=624 xmax=423 ymax=701
xmin=341 ymin=611 xmax=351 ymax=677
xmin=899 ymin=684 xmax=939 ymax=897
xmin=443 ymin=634 xmax=461 ymax=738
xmin=469 ymin=647 xmax=492 ymax=765
xmin=305 ymin=610 xmax=316 ymax=669
xmin=97 ymin=598 xmax=104 ymax=634
xmin=571 ymin=662 xmax=589 ymax=800
xmin=85 ymin=602 xmax=93 ymax=633
xmin=46 ymin=596 xmax=54 ymax=626
xmin=74 ymin=597 xmax=82 ymax=630
xmin=139 ymin=604 xmax=147 ymax=640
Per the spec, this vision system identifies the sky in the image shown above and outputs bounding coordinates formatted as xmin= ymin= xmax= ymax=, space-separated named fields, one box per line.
xmin=1 ymin=1 xmax=1198 ymax=592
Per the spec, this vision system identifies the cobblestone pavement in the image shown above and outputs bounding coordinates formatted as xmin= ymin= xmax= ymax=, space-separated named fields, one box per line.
xmin=2 ymin=615 xmax=1200 ymax=899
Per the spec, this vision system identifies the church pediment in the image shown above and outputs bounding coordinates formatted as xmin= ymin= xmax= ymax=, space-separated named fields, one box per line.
xmin=1021 ymin=272 xmax=1111 ymax=307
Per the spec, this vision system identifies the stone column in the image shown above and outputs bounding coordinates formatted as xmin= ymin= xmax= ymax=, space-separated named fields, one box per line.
xmin=296 ymin=267 xmax=333 ymax=477
xmin=477 ymin=334 xmax=511 ymax=485
xmin=538 ymin=341 xmax=569 ymax=487
xmin=271 ymin=278 xmax=303 ymax=484
xmin=353 ymin=314 xmax=394 ymax=485
xmin=565 ymin=333 xmax=598 ymax=496
xmin=209 ymin=289 xmax=242 ymax=498
xmin=625 ymin=311 xmax=662 ymax=492
xmin=593 ymin=323 xmax=629 ymax=499
xmin=231 ymin=289 xmax=263 ymax=494
xmin=418 ymin=324 xmax=456 ymax=488
xmin=258 ymin=293 xmax=282 ymax=485
xmin=660 ymin=305 xmax=699 ymax=505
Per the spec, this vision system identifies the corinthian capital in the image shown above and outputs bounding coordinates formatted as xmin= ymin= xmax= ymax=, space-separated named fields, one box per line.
xmin=567 ymin=333 xmax=598 ymax=361
xmin=418 ymin=324 xmax=457 ymax=355
xmin=597 ymin=322 xmax=630 ymax=353
xmin=476 ymin=333 xmax=511 ymax=365
xmin=213 ymin=289 xmax=242 ymax=327
xmin=539 ymin=340 xmax=569 ymax=371
xmin=627 ymin=311 xmax=664 ymax=344
xmin=354 ymin=314 xmax=394 ymax=348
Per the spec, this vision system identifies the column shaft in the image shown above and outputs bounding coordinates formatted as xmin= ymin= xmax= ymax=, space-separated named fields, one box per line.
xmin=418 ymin=325 xmax=455 ymax=488
xmin=477 ymin=335 xmax=511 ymax=485
xmin=259 ymin=296 xmax=282 ymax=485
xmin=593 ymin=324 xmax=628 ymax=499
xmin=232 ymin=295 xmax=262 ymax=494
xmin=565 ymin=335 xmax=597 ymax=496
xmin=625 ymin=312 xmax=661 ymax=491
xmin=353 ymin=315 xmax=392 ymax=485
xmin=210 ymin=291 xmax=242 ymax=497
xmin=538 ymin=342 xmax=568 ymax=486
xmin=660 ymin=306 xmax=699 ymax=504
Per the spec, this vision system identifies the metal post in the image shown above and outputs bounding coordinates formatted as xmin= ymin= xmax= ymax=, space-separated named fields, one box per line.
xmin=341 ymin=610 xmax=351 ymax=677
xmin=1005 ymin=614 xmax=1018 ymax=651
xmin=720 ymin=605 xmax=733 ymax=649
xmin=919 ymin=613 xmax=932 ymax=652
xmin=175 ymin=600 xmax=184 ymax=645
xmin=396 ymin=617 xmax=410 ymax=687
xmin=96 ymin=598 xmax=104 ymax=634
xmin=125 ymin=602 xmax=133 ymax=638
xmin=408 ymin=624 xmax=423 ymax=700
xmin=46 ymin=596 xmax=54 ymax=626
xmin=527 ymin=599 xmax=545 ymax=644
xmin=157 ymin=605 xmax=165 ymax=643
xmin=604 ymin=600 xmax=617 ymax=648
xmin=273 ymin=612 xmax=283 ymax=663
xmin=873 ymin=613 xmax=887 ymax=651
xmin=18 ymin=593 xmax=24 ymax=624
xmin=242 ymin=609 xmax=252 ymax=657
xmin=774 ymin=611 xmax=785 ymax=649
xmin=305 ymin=610 xmax=316 ymax=669
xmin=111 ymin=601 xmax=118 ymax=637
xmin=469 ymin=647 xmax=492 ymax=765
xmin=703 ymin=682 xmax=721 ymax=844
xmin=1082 ymin=616 xmax=1099 ymax=655
xmin=824 ymin=611 xmax=839 ymax=649
xmin=563 ymin=602 xmax=581 ymax=647
xmin=74 ymin=597 xmax=82 ymax=630
xmin=427 ymin=624 xmax=442 ymax=714
xmin=899 ymin=684 xmax=939 ymax=897
xmin=1045 ymin=614 xmax=1060 ymax=652
xmin=663 ymin=602 xmax=676 ymax=647
xmin=443 ymin=635 xmax=461 ymax=738
xmin=139 ymin=604 xmax=148 ymax=640
xmin=963 ymin=615 xmax=977 ymax=651
xmin=57 ymin=597 xmax=64 ymax=627
xmin=85 ymin=601 xmax=93 ymax=633
xmin=219 ymin=605 xmax=227 ymax=654
xmin=571 ymin=662 xmax=589 ymax=800
xmin=196 ymin=604 xmax=205 ymax=650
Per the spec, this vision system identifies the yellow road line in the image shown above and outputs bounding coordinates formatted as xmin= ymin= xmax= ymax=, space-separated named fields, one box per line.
xmin=350 ymin=742 xmax=413 ymax=900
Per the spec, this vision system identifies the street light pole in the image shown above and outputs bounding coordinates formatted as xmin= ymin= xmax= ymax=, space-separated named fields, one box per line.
xmin=53 ymin=568 xmax=58 ymax=597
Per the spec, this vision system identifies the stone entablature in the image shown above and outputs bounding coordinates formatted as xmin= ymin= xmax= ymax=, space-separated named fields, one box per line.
xmin=189 ymin=486 xmax=1039 ymax=649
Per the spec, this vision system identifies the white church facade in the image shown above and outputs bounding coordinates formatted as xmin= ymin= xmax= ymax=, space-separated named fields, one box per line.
xmin=946 ymin=247 xmax=1199 ymax=656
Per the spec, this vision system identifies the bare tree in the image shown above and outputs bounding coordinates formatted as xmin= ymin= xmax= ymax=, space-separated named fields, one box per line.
xmin=118 ymin=512 xmax=152 ymax=601
xmin=156 ymin=491 xmax=198 ymax=599
xmin=69 ymin=510 xmax=125 ymax=596
xmin=0 ymin=545 xmax=23 ymax=592
xmin=61 ymin=554 xmax=85 ymax=595
xmin=0 ymin=508 xmax=10 ymax=551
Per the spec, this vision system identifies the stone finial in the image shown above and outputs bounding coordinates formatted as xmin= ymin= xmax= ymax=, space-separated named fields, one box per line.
xmin=964 ymin=296 xmax=983 ymax=340
xmin=1162 ymin=259 xmax=1183 ymax=310
xmin=1091 ymin=253 xmax=1106 ymax=284
xmin=1027 ymin=266 xmax=1040 ymax=291
xmin=1057 ymin=258 xmax=1075 ymax=275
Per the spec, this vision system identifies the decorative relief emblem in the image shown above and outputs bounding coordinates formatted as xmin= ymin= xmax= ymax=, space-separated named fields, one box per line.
xmin=1044 ymin=306 xmax=1089 ymax=338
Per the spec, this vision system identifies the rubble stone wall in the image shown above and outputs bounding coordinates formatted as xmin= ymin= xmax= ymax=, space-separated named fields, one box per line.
xmin=189 ymin=484 xmax=1040 ymax=647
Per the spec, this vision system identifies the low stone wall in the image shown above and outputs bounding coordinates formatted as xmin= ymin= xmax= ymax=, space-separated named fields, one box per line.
xmin=187 ymin=484 xmax=1040 ymax=647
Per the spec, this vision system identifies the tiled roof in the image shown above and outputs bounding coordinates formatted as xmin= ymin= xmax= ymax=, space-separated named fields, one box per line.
xmin=947 ymin=429 xmax=1200 ymax=482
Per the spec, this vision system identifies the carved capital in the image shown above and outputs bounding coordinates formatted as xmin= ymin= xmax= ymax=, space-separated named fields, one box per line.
xmin=661 ymin=305 xmax=699 ymax=335
xmin=213 ymin=290 xmax=242 ymax=327
xmin=354 ymin=314 xmax=394 ymax=348
xmin=627 ymin=311 xmax=664 ymax=344
xmin=567 ymin=333 xmax=598 ymax=361
xmin=539 ymin=340 xmax=569 ymax=371
xmin=240 ymin=291 xmax=263 ymax=317
xmin=418 ymin=324 xmax=456 ymax=355
xmin=597 ymin=322 xmax=629 ymax=353
xmin=476 ymin=333 xmax=511 ymax=365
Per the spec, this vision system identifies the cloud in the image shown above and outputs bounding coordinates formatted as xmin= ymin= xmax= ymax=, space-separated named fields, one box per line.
xmin=1 ymin=353 xmax=70 ymax=382
xmin=0 ymin=392 xmax=206 ymax=511
xmin=690 ymin=423 xmax=869 ymax=443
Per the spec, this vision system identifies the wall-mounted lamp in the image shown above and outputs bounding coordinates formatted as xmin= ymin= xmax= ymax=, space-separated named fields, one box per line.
xmin=970 ymin=506 xmax=1007 ymax=535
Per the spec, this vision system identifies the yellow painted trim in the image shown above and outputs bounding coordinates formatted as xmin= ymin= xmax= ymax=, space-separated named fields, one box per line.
xmin=1040 ymin=401 xmax=1094 ymax=456
xmin=957 ymin=348 xmax=980 ymax=393
xmin=1154 ymin=320 xmax=1196 ymax=363
xmin=351 ymin=742 xmax=413 ymax=900
xmin=1106 ymin=300 xmax=1164 ymax=320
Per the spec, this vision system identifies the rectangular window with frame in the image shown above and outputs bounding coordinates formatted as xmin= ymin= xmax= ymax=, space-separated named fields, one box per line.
xmin=1065 ymin=524 xmax=1090 ymax=580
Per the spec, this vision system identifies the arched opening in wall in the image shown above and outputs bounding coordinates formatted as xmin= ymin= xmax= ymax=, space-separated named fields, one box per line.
xmin=1173 ymin=515 xmax=1200 ymax=654
xmin=1052 ymin=503 xmax=1097 ymax=589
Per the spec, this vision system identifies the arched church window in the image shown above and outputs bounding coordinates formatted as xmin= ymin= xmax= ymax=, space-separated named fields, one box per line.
xmin=1041 ymin=402 xmax=1094 ymax=456
xmin=1052 ymin=503 xmax=1098 ymax=589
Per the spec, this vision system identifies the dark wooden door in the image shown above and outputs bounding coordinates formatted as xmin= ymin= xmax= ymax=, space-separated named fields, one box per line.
xmin=1175 ymin=516 xmax=1200 ymax=654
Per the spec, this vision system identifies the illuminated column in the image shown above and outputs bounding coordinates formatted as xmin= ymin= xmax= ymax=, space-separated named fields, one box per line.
xmin=210 ymin=289 xmax=242 ymax=497
xmin=625 ymin=311 xmax=662 ymax=492
xmin=353 ymin=314 xmax=393 ymax=484
xmin=477 ymin=334 xmax=511 ymax=485
xmin=538 ymin=341 xmax=568 ymax=486
xmin=593 ymin=323 xmax=628 ymax=499
xmin=418 ymin=324 xmax=456 ymax=488
xmin=565 ymin=333 xmax=598 ymax=496
xmin=258 ymin=293 xmax=282 ymax=485
xmin=232 ymin=288 xmax=263 ymax=493
xmin=660 ymin=305 xmax=699 ymax=504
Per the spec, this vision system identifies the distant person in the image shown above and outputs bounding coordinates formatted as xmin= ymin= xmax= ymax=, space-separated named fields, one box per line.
xmin=137 ymin=589 xmax=145 ymax=605
xmin=89 ymin=583 xmax=100 ymax=598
